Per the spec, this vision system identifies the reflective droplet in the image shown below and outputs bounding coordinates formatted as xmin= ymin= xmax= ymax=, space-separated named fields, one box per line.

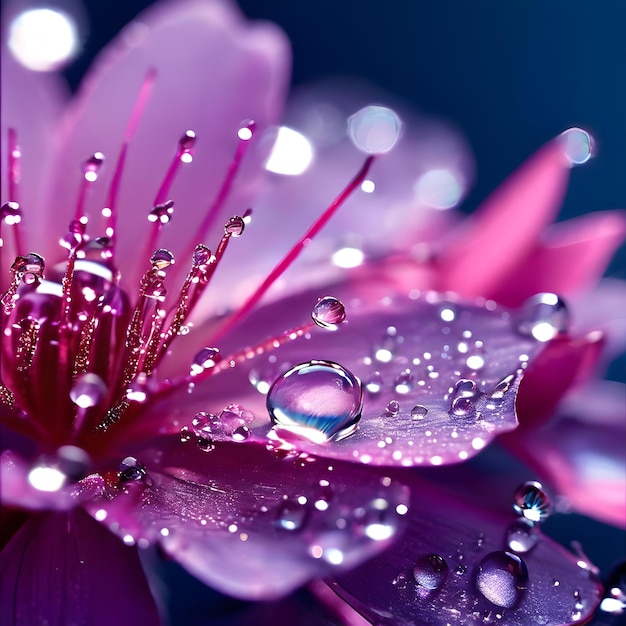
xmin=394 ymin=370 xmax=414 ymax=394
xmin=267 ymin=360 xmax=363 ymax=443
xmin=413 ymin=553 xmax=449 ymax=590
xmin=312 ymin=296 xmax=346 ymax=330
xmin=490 ymin=374 xmax=515 ymax=401
xmin=275 ymin=497 xmax=308 ymax=531
xmin=506 ymin=519 xmax=539 ymax=553
xmin=225 ymin=216 xmax=245 ymax=237
xmin=149 ymin=201 xmax=175 ymax=225
xmin=190 ymin=347 xmax=221 ymax=376
xmin=452 ymin=378 xmax=478 ymax=399
xmin=192 ymin=244 xmax=212 ymax=267
xmin=559 ymin=127 xmax=593 ymax=166
xmin=82 ymin=152 xmax=105 ymax=182
xmin=355 ymin=497 xmax=398 ymax=541
xmin=191 ymin=412 xmax=214 ymax=436
xmin=13 ymin=253 xmax=45 ymax=283
xmin=179 ymin=426 xmax=192 ymax=443
xmin=197 ymin=436 xmax=215 ymax=452
xmin=237 ymin=119 xmax=256 ymax=141
xmin=347 ymin=105 xmax=402 ymax=154
xmin=119 ymin=456 xmax=146 ymax=482
xmin=513 ymin=481 xmax=551 ymax=523
xmin=476 ymin=551 xmax=528 ymax=609
xmin=219 ymin=405 xmax=246 ymax=435
xmin=1 ymin=201 xmax=22 ymax=225
xmin=518 ymin=293 xmax=569 ymax=342
xmin=150 ymin=248 xmax=175 ymax=270
xmin=231 ymin=425 xmax=250 ymax=442
xmin=450 ymin=396 xmax=474 ymax=417
xmin=126 ymin=373 xmax=151 ymax=403
xmin=599 ymin=561 xmax=626 ymax=615
xmin=365 ymin=371 xmax=383 ymax=394
xmin=140 ymin=270 xmax=166 ymax=301
xmin=179 ymin=129 xmax=196 ymax=152
xmin=386 ymin=400 xmax=400 ymax=416
xmin=411 ymin=405 xmax=428 ymax=420
xmin=56 ymin=445 xmax=91 ymax=481
xmin=69 ymin=373 xmax=107 ymax=408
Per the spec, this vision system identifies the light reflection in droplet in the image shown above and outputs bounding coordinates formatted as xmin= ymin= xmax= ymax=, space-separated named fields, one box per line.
xmin=265 ymin=127 xmax=314 ymax=175
xmin=414 ymin=168 xmax=463 ymax=209
xmin=332 ymin=247 xmax=364 ymax=269
xmin=348 ymin=105 xmax=402 ymax=154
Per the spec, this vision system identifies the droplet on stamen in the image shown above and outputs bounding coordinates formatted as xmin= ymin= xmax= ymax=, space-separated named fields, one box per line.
xmin=190 ymin=347 xmax=221 ymax=376
xmin=150 ymin=248 xmax=175 ymax=270
xmin=225 ymin=216 xmax=245 ymax=237
xmin=82 ymin=152 xmax=105 ymax=182
xmin=148 ymin=201 xmax=175 ymax=224
xmin=347 ymin=105 xmax=402 ymax=154
xmin=559 ymin=127 xmax=593 ymax=166
xmin=237 ymin=119 xmax=256 ymax=141
xmin=1 ymin=201 xmax=22 ymax=225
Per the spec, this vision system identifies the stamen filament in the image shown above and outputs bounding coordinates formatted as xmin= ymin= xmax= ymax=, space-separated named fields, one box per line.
xmin=7 ymin=129 xmax=24 ymax=257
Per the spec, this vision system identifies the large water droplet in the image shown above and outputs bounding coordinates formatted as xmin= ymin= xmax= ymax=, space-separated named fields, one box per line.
xmin=518 ymin=293 xmax=569 ymax=342
xmin=190 ymin=347 xmax=221 ymax=376
xmin=411 ymin=405 xmax=428 ymax=420
xmin=312 ymin=296 xmax=346 ymax=330
xmin=347 ymin=105 xmax=402 ymax=154
xmin=506 ymin=519 xmax=539 ymax=553
xmin=559 ymin=127 xmax=593 ymax=166
xmin=513 ymin=481 xmax=551 ymax=523
xmin=69 ymin=373 xmax=107 ymax=408
xmin=450 ymin=396 xmax=475 ymax=417
xmin=13 ymin=253 xmax=45 ymax=283
xmin=413 ymin=553 xmax=449 ymax=590
xmin=475 ymin=551 xmax=529 ymax=608
xmin=119 ymin=456 xmax=147 ymax=482
xmin=267 ymin=360 xmax=363 ymax=443
xmin=394 ymin=370 xmax=414 ymax=394
xmin=275 ymin=497 xmax=308 ymax=531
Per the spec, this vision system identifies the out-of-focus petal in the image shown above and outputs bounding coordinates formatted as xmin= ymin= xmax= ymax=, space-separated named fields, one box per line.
xmin=85 ymin=437 xmax=409 ymax=600
xmin=40 ymin=0 xmax=290 ymax=261
xmin=126 ymin=289 xmax=544 ymax=468
xmin=329 ymin=469 xmax=603 ymax=625
xmin=506 ymin=381 xmax=626 ymax=528
xmin=489 ymin=211 xmax=626 ymax=307
xmin=436 ymin=139 xmax=571 ymax=298
xmin=0 ymin=508 xmax=159 ymax=626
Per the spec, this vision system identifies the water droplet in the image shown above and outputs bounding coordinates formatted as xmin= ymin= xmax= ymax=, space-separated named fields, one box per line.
xmin=126 ymin=372 xmax=151 ymax=403
xmin=506 ymin=519 xmax=539 ymax=553
xmin=237 ymin=119 xmax=256 ymax=141
xmin=179 ymin=129 xmax=196 ymax=152
xmin=513 ymin=481 xmax=551 ymax=522
xmin=312 ymin=296 xmax=346 ymax=330
xmin=452 ymin=378 xmax=478 ymax=399
xmin=149 ymin=201 xmax=175 ymax=225
xmin=56 ymin=445 xmax=91 ymax=481
xmin=1 ymin=201 xmax=22 ymax=225
xmin=354 ymin=497 xmax=398 ymax=541
xmin=518 ymin=293 xmax=569 ymax=342
xmin=365 ymin=371 xmax=383 ymax=394
xmin=82 ymin=152 xmax=105 ymax=182
xmin=225 ymin=216 xmax=245 ymax=237
xmin=413 ymin=553 xmax=449 ymax=590
xmin=490 ymin=374 xmax=515 ymax=401
xmin=179 ymin=426 xmax=192 ymax=443
xmin=347 ymin=105 xmax=402 ymax=154
xmin=559 ymin=127 xmax=593 ymax=166
xmin=411 ymin=405 xmax=428 ymax=420
xmin=197 ymin=436 xmax=215 ymax=452
xmin=69 ymin=373 xmax=107 ymax=408
xmin=119 ymin=456 xmax=146 ymax=482
xmin=599 ymin=561 xmax=626 ymax=614
xmin=140 ymin=269 xmax=166 ymax=301
xmin=386 ymin=400 xmax=400 ymax=415
xmin=450 ymin=396 xmax=475 ymax=417
xmin=394 ymin=370 xmax=414 ymax=394
xmin=190 ymin=347 xmax=221 ymax=376
xmin=190 ymin=412 xmax=214 ymax=436
xmin=275 ymin=497 xmax=308 ymax=531
xmin=150 ymin=248 xmax=175 ymax=270
xmin=475 ymin=551 xmax=528 ymax=608
xmin=192 ymin=244 xmax=212 ymax=267
xmin=267 ymin=360 xmax=363 ymax=443
xmin=231 ymin=425 xmax=250 ymax=442
xmin=219 ymin=405 xmax=246 ymax=435
xmin=13 ymin=253 xmax=45 ymax=283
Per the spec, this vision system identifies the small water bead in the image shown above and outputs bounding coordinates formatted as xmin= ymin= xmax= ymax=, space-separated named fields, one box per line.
xmin=476 ymin=551 xmax=529 ymax=609
xmin=197 ymin=436 xmax=215 ymax=452
xmin=237 ymin=119 xmax=256 ymax=141
xmin=347 ymin=105 xmax=402 ymax=154
xmin=394 ymin=370 xmax=414 ymax=394
xmin=140 ymin=270 xmax=167 ymax=301
xmin=178 ymin=129 xmax=196 ymax=153
xmin=149 ymin=201 xmax=175 ymax=224
xmin=386 ymin=400 xmax=400 ymax=416
xmin=192 ymin=244 xmax=212 ymax=267
xmin=311 ymin=296 xmax=346 ymax=331
xmin=219 ymin=405 xmax=248 ymax=435
xmin=411 ymin=405 xmax=428 ymax=420
xmin=82 ymin=152 xmax=105 ymax=182
xmin=190 ymin=347 xmax=221 ymax=376
xmin=1 ymin=201 xmax=22 ymax=224
xmin=275 ymin=497 xmax=308 ymax=531
xmin=69 ymin=373 xmax=107 ymax=408
xmin=513 ymin=481 xmax=551 ymax=523
xmin=365 ymin=372 xmax=383 ymax=394
xmin=506 ymin=519 xmax=539 ymax=553
xmin=599 ymin=561 xmax=626 ymax=614
xmin=452 ymin=378 xmax=478 ymax=399
xmin=490 ymin=374 xmax=515 ymax=401
xmin=413 ymin=554 xmax=449 ymax=590
xmin=559 ymin=127 xmax=593 ymax=166
xmin=451 ymin=397 xmax=475 ymax=417
xmin=267 ymin=360 xmax=363 ymax=444
xmin=231 ymin=425 xmax=250 ymax=442
xmin=119 ymin=456 xmax=147 ymax=482
xmin=225 ymin=215 xmax=245 ymax=237
xmin=518 ymin=293 xmax=569 ymax=342
xmin=150 ymin=248 xmax=175 ymax=270
xmin=13 ymin=253 xmax=45 ymax=283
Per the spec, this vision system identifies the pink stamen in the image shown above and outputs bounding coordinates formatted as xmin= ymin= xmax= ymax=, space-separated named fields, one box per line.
xmin=75 ymin=152 xmax=105 ymax=222
xmin=102 ymin=68 xmax=157 ymax=255
xmin=153 ymin=130 xmax=196 ymax=207
xmin=208 ymin=156 xmax=375 ymax=344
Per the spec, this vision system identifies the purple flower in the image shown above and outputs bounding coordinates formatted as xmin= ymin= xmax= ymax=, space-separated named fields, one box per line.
xmin=1 ymin=1 xmax=624 ymax=624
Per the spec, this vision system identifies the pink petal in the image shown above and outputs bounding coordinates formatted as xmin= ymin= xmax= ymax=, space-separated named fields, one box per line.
xmin=489 ymin=211 xmax=626 ymax=307
xmin=329 ymin=468 xmax=603 ymax=625
xmin=126 ymin=290 xmax=544 ymax=468
xmin=436 ymin=139 xmax=571 ymax=298
xmin=0 ymin=508 xmax=159 ymax=626
xmin=42 ymin=0 xmax=289 ymax=263
xmin=84 ymin=437 xmax=409 ymax=600
xmin=506 ymin=381 xmax=626 ymax=528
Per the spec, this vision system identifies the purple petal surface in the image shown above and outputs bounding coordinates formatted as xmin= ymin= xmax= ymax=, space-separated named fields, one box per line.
xmin=0 ymin=508 xmax=159 ymax=626
xmin=330 ymin=469 xmax=602 ymax=625
xmin=85 ymin=437 xmax=409 ymax=599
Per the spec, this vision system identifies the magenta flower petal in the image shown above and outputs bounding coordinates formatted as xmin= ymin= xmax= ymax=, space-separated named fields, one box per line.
xmin=84 ymin=437 xmax=409 ymax=600
xmin=436 ymin=139 xmax=570 ymax=298
xmin=0 ymin=508 xmax=159 ymax=626
xmin=489 ymin=211 xmax=626 ymax=307
xmin=134 ymin=290 xmax=544 ymax=468
xmin=507 ymin=381 xmax=626 ymax=528
xmin=329 ymin=469 xmax=602 ymax=625
xmin=41 ymin=0 xmax=289 ymax=261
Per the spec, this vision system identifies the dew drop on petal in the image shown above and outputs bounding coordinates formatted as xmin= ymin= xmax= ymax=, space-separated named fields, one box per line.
xmin=190 ymin=347 xmax=221 ymax=376
xmin=190 ymin=412 xmax=213 ymax=436
xmin=513 ymin=481 xmax=551 ymax=523
xmin=386 ymin=400 xmax=400 ymax=415
xmin=452 ymin=378 xmax=478 ymax=399
xmin=450 ymin=396 xmax=475 ymax=417
xmin=196 ymin=436 xmax=215 ymax=452
xmin=267 ymin=360 xmax=363 ymax=443
xmin=559 ymin=127 xmax=593 ymax=166
xmin=275 ymin=497 xmax=309 ymax=531
xmin=506 ymin=519 xmax=540 ymax=553
xmin=312 ymin=296 xmax=346 ymax=330
xmin=118 ymin=456 xmax=147 ymax=482
xmin=518 ymin=293 xmax=569 ymax=342
xmin=365 ymin=371 xmax=383 ymax=394
xmin=411 ymin=405 xmax=429 ymax=419
xmin=69 ymin=373 xmax=107 ymax=408
xmin=347 ymin=105 xmax=402 ymax=154
xmin=475 ymin=551 xmax=529 ymax=609
xmin=231 ymin=425 xmax=250 ymax=442
xmin=413 ymin=553 xmax=449 ymax=590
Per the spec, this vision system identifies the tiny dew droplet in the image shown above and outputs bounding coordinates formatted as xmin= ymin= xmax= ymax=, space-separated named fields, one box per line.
xmin=275 ymin=497 xmax=308 ymax=531
xmin=69 ymin=373 xmax=107 ymax=408
xmin=411 ymin=405 xmax=428 ymax=419
xmin=413 ymin=553 xmax=449 ymax=590
xmin=190 ymin=347 xmax=221 ymax=376
xmin=150 ymin=248 xmax=175 ymax=270
xmin=193 ymin=244 xmax=212 ymax=267
xmin=506 ymin=519 xmax=539 ymax=553
xmin=347 ymin=105 xmax=402 ymax=154
xmin=119 ymin=456 xmax=147 ymax=482
xmin=225 ymin=216 xmax=245 ymax=237
xmin=311 ymin=296 xmax=346 ymax=330
xmin=82 ymin=152 xmax=105 ymax=181
xmin=267 ymin=360 xmax=363 ymax=444
xmin=149 ymin=201 xmax=175 ymax=225
xmin=231 ymin=425 xmax=250 ymax=442
xmin=559 ymin=127 xmax=593 ymax=166
xmin=513 ymin=481 xmax=551 ymax=523
xmin=238 ymin=119 xmax=256 ymax=141
xmin=386 ymin=400 xmax=400 ymax=415
xmin=475 ymin=551 xmax=528 ymax=609
xmin=518 ymin=293 xmax=569 ymax=342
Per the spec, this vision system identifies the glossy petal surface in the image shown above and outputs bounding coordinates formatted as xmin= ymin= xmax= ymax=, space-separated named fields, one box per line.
xmin=85 ymin=437 xmax=409 ymax=599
